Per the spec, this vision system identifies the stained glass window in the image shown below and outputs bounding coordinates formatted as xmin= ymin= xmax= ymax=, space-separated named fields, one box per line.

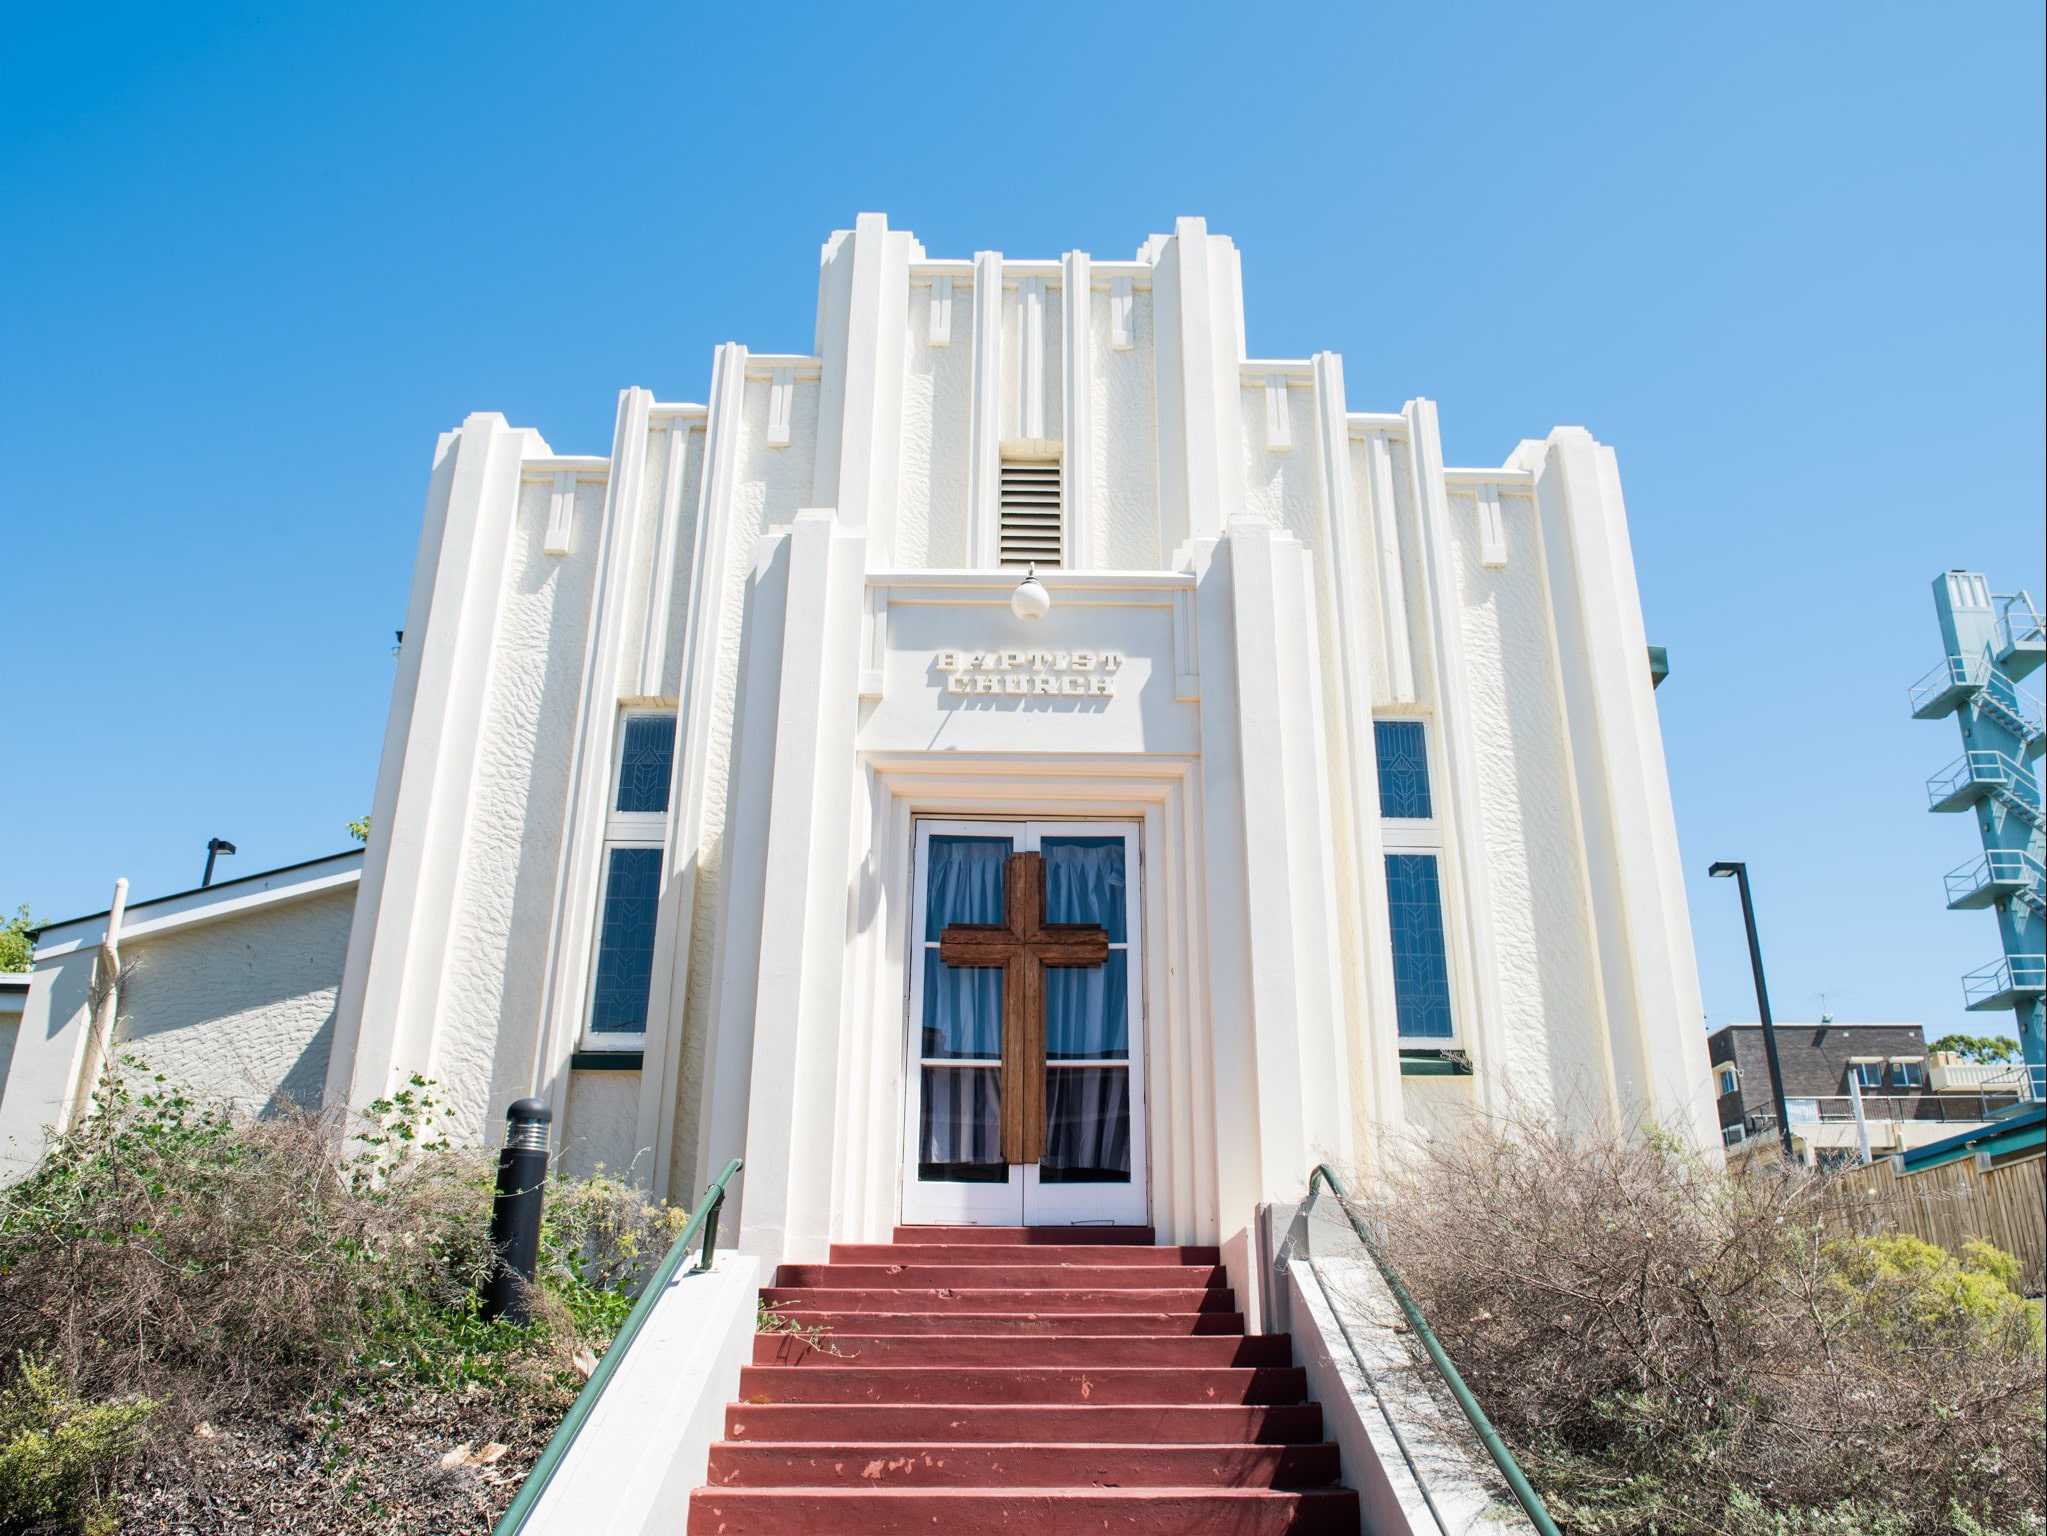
xmin=590 ymin=846 xmax=663 ymax=1033
xmin=1375 ymin=721 xmax=1433 ymax=820
xmin=1386 ymin=853 xmax=1453 ymax=1039
xmin=615 ymin=715 xmax=677 ymax=814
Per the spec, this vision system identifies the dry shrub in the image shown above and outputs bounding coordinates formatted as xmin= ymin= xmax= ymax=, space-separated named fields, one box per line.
xmin=1366 ymin=1120 xmax=2045 ymax=1536
xmin=0 ymin=1061 xmax=684 ymax=1533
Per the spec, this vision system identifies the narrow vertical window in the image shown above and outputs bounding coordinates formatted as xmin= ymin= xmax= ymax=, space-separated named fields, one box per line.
xmin=1376 ymin=717 xmax=1455 ymax=1043
xmin=1385 ymin=854 xmax=1454 ymax=1039
xmin=584 ymin=711 xmax=677 ymax=1046
xmin=1374 ymin=720 xmax=1433 ymax=819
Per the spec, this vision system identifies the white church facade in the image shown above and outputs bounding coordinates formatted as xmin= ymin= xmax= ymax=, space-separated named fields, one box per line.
xmin=1 ymin=216 xmax=1718 ymax=1280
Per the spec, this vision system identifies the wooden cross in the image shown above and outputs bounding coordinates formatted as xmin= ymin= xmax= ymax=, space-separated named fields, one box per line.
xmin=938 ymin=851 xmax=1110 ymax=1165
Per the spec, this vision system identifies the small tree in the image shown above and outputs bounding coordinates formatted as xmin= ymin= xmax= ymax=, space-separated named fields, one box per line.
xmin=1929 ymin=1031 xmax=2019 ymax=1063
xmin=0 ymin=904 xmax=35 ymax=973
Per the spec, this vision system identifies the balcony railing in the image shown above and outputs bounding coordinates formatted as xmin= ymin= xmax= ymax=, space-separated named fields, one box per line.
xmin=1944 ymin=848 xmax=2045 ymax=910
xmin=1910 ymin=655 xmax=1976 ymax=718
xmin=1962 ymin=954 xmax=2047 ymax=1010
xmin=1995 ymin=591 xmax=2045 ymax=663
xmin=1926 ymin=750 xmax=2041 ymax=813
xmin=1734 ymin=1092 xmax=2023 ymax=1143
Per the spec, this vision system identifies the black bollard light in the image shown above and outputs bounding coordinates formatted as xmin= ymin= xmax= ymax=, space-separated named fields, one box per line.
xmin=483 ymin=1097 xmax=551 ymax=1324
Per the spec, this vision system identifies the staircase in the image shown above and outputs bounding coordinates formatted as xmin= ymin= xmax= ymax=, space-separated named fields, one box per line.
xmin=687 ymin=1226 xmax=1359 ymax=1534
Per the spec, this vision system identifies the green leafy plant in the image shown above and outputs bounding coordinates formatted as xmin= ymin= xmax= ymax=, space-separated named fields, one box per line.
xmin=0 ymin=1355 xmax=151 ymax=1536
xmin=0 ymin=904 xmax=34 ymax=973
xmin=0 ymin=1057 xmax=687 ymax=1530
xmin=1928 ymin=1033 xmax=2021 ymax=1064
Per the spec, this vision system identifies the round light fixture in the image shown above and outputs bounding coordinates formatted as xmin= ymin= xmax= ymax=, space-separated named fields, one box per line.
xmin=1010 ymin=564 xmax=1051 ymax=621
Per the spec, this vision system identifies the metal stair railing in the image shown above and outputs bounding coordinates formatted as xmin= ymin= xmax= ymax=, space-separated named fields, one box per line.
xmin=1927 ymin=750 xmax=2043 ymax=822
xmin=1995 ymin=591 xmax=2046 ymax=663
xmin=1299 ymin=1164 xmax=1562 ymax=1536
xmin=1976 ymin=668 xmax=2045 ymax=742
xmin=1962 ymin=955 xmax=2047 ymax=1008
xmin=1944 ymin=849 xmax=2047 ymax=913
xmin=492 ymin=1156 xmax=744 ymax=1536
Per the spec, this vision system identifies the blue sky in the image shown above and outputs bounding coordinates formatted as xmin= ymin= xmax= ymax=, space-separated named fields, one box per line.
xmin=4 ymin=2 xmax=2041 ymax=1043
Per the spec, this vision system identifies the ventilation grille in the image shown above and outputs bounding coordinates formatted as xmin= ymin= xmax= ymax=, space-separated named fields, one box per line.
xmin=999 ymin=457 xmax=1063 ymax=568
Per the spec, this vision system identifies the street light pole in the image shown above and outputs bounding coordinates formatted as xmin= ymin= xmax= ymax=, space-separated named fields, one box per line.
xmin=1709 ymin=860 xmax=1795 ymax=1162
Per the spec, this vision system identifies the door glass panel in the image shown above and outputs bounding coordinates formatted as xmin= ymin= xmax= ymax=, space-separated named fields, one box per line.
xmin=918 ymin=832 xmax=1013 ymax=1187
xmin=1044 ymin=951 xmax=1128 ymax=1060
xmin=926 ymin=835 xmax=1011 ymax=930
xmin=1042 ymin=836 xmax=1127 ymax=941
xmin=919 ymin=1066 xmax=1008 ymax=1182
xmin=921 ymin=951 xmax=1005 ymax=1059
xmin=1041 ymin=1066 xmax=1131 ymax=1183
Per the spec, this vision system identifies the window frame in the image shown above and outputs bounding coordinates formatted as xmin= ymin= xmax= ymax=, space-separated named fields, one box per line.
xmin=1716 ymin=1065 xmax=1739 ymax=1097
xmin=1850 ymin=1059 xmax=1885 ymax=1092
xmin=579 ymin=709 xmax=678 ymax=1052
xmin=1889 ymin=1057 xmax=1924 ymax=1089
xmin=1374 ymin=713 xmax=1462 ymax=1048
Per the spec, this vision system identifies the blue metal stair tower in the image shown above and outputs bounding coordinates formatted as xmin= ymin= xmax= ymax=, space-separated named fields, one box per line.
xmin=1913 ymin=572 xmax=2046 ymax=1098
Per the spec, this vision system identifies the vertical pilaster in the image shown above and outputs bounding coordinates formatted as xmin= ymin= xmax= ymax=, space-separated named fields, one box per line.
xmin=1311 ymin=356 xmax=1405 ymax=1144
xmin=643 ymin=345 xmax=748 ymax=1198
xmin=1404 ymin=398 xmax=1509 ymax=1114
xmin=1061 ymin=251 xmax=1095 ymax=568
xmin=531 ymin=388 xmax=658 ymax=1125
xmin=1152 ymin=218 xmax=1244 ymax=556
xmin=811 ymin=213 xmax=912 ymax=566
xmin=1192 ymin=518 xmax=1356 ymax=1318
xmin=966 ymin=250 xmax=1004 ymax=568
xmin=733 ymin=509 xmax=868 ymax=1269
xmin=1514 ymin=427 xmax=1717 ymax=1146
xmin=327 ymin=412 xmax=540 ymax=1119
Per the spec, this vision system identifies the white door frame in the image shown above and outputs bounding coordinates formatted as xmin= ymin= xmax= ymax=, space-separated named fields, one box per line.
xmin=899 ymin=817 xmax=1148 ymax=1227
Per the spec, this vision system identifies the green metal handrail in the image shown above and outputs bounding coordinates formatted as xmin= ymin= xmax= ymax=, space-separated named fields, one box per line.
xmin=492 ymin=1156 xmax=744 ymax=1536
xmin=1303 ymin=1164 xmax=1562 ymax=1536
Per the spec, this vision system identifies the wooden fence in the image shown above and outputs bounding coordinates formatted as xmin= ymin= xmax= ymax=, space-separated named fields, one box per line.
xmin=1821 ymin=1153 xmax=2045 ymax=1294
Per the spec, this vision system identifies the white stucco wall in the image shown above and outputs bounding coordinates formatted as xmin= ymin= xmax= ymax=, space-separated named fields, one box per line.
xmin=895 ymin=281 xmax=972 ymax=568
xmin=671 ymin=370 xmax=820 ymax=1196
xmin=561 ymin=1068 xmax=648 ymax=1181
xmin=435 ymin=476 xmax=601 ymax=1143
xmin=1096 ymin=286 xmax=1159 ymax=570
xmin=1449 ymin=491 xmax=1613 ymax=1123
xmin=115 ymin=886 xmax=354 ymax=1117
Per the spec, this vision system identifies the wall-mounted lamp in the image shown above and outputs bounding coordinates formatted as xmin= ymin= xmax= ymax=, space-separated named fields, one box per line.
xmin=1010 ymin=564 xmax=1051 ymax=622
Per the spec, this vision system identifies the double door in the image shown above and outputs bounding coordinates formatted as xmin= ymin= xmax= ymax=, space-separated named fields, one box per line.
xmin=900 ymin=819 xmax=1147 ymax=1227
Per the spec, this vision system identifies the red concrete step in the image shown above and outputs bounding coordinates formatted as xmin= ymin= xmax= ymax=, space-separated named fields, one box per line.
xmin=829 ymin=1242 xmax=1222 ymax=1267
xmin=751 ymin=1333 xmax=1291 ymax=1368
xmin=890 ymin=1225 xmax=1157 ymax=1245
xmin=686 ymin=1485 xmax=1360 ymax=1534
xmin=774 ymin=1263 xmax=1227 ymax=1290
xmin=757 ymin=1310 xmax=1250 ymax=1336
xmin=723 ymin=1403 xmax=1326 ymax=1445
xmin=704 ymin=1440 xmax=1344 ymax=1489
xmin=759 ymin=1286 xmax=1236 ymax=1314
xmin=737 ymin=1364 xmax=1309 ymax=1405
